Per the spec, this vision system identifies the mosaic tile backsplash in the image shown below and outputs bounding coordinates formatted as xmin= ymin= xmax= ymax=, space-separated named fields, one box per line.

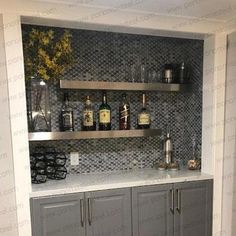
xmin=22 ymin=24 xmax=203 ymax=174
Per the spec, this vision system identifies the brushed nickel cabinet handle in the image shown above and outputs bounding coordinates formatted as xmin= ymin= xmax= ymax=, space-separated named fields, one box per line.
xmin=176 ymin=189 xmax=181 ymax=214
xmin=88 ymin=198 xmax=92 ymax=225
xmin=170 ymin=189 xmax=174 ymax=214
xmin=80 ymin=199 xmax=85 ymax=227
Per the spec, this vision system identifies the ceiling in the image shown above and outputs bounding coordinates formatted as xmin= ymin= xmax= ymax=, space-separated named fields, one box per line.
xmin=34 ymin=0 xmax=236 ymax=22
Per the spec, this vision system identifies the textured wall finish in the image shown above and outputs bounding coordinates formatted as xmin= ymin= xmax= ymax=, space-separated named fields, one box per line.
xmin=22 ymin=24 xmax=203 ymax=174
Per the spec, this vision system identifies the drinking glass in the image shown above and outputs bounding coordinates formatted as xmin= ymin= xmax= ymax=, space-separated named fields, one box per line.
xmin=140 ymin=65 xmax=147 ymax=83
xmin=129 ymin=64 xmax=136 ymax=83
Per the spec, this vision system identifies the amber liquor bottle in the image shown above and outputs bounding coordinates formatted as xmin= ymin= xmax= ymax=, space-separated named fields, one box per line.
xmin=82 ymin=96 xmax=96 ymax=131
xmin=119 ymin=93 xmax=130 ymax=130
xmin=137 ymin=93 xmax=151 ymax=129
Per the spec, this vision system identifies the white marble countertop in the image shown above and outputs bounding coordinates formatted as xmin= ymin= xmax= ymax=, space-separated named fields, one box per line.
xmin=30 ymin=169 xmax=213 ymax=198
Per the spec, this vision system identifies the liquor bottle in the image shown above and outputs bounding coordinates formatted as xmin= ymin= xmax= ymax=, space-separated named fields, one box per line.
xmin=60 ymin=93 xmax=74 ymax=132
xmin=82 ymin=96 xmax=96 ymax=131
xmin=137 ymin=93 xmax=151 ymax=129
xmin=119 ymin=93 xmax=130 ymax=130
xmin=99 ymin=92 xmax=111 ymax=130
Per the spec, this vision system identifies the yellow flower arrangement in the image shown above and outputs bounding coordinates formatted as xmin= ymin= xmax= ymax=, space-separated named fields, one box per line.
xmin=23 ymin=28 xmax=74 ymax=81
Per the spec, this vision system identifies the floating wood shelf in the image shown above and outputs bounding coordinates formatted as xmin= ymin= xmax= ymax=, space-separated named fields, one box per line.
xmin=28 ymin=129 xmax=162 ymax=141
xmin=60 ymin=80 xmax=191 ymax=92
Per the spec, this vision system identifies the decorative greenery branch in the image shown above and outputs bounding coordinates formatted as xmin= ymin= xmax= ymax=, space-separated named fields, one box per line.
xmin=23 ymin=28 xmax=74 ymax=81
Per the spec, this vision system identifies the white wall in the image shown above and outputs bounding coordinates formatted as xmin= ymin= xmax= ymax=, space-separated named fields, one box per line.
xmin=202 ymin=33 xmax=228 ymax=236
xmin=0 ymin=0 xmax=230 ymax=37
xmin=221 ymin=31 xmax=236 ymax=236
xmin=0 ymin=14 xmax=32 ymax=236
xmin=0 ymin=1 xmax=234 ymax=236
xmin=202 ymin=36 xmax=216 ymax=175
xmin=0 ymin=14 xmax=19 ymax=236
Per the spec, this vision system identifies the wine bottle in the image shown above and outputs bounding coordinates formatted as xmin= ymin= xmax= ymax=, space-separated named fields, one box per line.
xmin=99 ymin=92 xmax=111 ymax=130
xmin=137 ymin=93 xmax=151 ymax=129
xmin=119 ymin=93 xmax=130 ymax=130
xmin=82 ymin=96 xmax=96 ymax=131
xmin=60 ymin=93 xmax=74 ymax=132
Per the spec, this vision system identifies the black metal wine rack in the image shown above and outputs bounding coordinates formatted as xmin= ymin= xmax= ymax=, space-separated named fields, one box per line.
xmin=30 ymin=146 xmax=67 ymax=184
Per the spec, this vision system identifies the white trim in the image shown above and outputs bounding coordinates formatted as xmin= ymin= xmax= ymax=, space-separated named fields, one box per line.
xmin=2 ymin=13 xmax=32 ymax=236
xmin=0 ymin=13 xmax=19 ymax=236
xmin=21 ymin=16 xmax=207 ymax=40
xmin=202 ymin=33 xmax=227 ymax=235
xmin=214 ymin=33 xmax=227 ymax=236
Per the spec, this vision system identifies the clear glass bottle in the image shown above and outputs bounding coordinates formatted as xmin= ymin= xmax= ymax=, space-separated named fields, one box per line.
xmin=99 ymin=92 xmax=111 ymax=130
xmin=27 ymin=78 xmax=51 ymax=132
xmin=60 ymin=93 xmax=74 ymax=132
xmin=137 ymin=93 xmax=151 ymax=129
xmin=119 ymin=93 xmax=130 ymax=130
xmin=163 ymin=125 xmax=173 ymax=164
xmin=82 ymin=96 xmax=96 ymax=131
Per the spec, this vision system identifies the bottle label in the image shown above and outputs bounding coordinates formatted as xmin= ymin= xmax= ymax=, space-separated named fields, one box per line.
xmin=120 ymin=108 xmax=130 ymax=119
xmin=99 ymin=109 xmax=110 ymax=123
xmin=83 ymin=111 xmax=93 ymax=126
xmin=138 ymin=113 xmax=150 ymax=125
xmin=62 ymin=112 xmax=73 ymax=129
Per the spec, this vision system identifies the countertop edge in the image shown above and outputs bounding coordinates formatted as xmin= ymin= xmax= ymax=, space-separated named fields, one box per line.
xmin=30 ymin=172 xmax=213 ymax=198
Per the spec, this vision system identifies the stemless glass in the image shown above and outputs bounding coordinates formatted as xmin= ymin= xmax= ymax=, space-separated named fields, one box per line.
xmin=148 ymin=70 xmax=158 ymax=83
xmin=140 ymin=65 xmax=147 ymax=83
xmin=129 ymin=64 xmax=137 ymax=83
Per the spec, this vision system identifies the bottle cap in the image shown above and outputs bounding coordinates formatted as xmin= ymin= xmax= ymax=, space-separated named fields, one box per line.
xmin=102 ymin=92 xmax=107 ymax=103
xmin=85 ymin=96 xmax=91 ymax=105
xmin=166 ymin=125 xmax=171 ymax=137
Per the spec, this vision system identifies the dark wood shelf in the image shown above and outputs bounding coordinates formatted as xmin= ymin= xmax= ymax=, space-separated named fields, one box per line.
xmin=28 ymin=129 xmax=162 ymax=141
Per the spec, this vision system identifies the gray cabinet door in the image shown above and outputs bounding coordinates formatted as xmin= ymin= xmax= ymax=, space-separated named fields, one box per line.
xmin=85 ymin=188 xmax=132 ymax=236
xmin=31 ymin=193 xmax=85 ymax=236
xmin=174 ymin=180 xmax=213 ymax=236
xmin=132 ymin=184 xmax=174 ymax=236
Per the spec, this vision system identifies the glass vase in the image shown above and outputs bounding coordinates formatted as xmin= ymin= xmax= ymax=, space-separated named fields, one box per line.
xmin=27 ymin=77 xmax=51 ymax=132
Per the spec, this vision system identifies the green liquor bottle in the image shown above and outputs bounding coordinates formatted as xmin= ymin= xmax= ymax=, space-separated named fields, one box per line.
xmin=99 ymin=92 xmax=111 ymax=130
